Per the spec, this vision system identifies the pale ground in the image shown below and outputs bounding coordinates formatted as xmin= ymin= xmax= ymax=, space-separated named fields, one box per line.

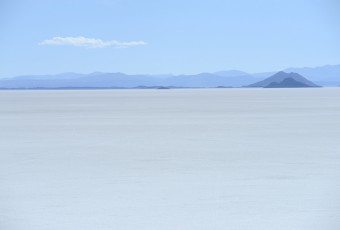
xmin=0 ymin=88 xmax=340 ymax=230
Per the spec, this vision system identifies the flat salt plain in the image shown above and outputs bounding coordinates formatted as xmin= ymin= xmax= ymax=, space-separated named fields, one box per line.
xmin=1 ymin=88 xmax=340 ymax=230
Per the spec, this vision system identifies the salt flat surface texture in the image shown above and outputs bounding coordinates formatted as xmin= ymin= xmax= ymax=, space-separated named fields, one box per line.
xmin=1 ymin=88 xmax=340 ymax=230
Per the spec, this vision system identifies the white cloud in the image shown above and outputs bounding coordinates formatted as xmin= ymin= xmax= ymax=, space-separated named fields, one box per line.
xmin=39 ymin=36 xmax=147 ymax=48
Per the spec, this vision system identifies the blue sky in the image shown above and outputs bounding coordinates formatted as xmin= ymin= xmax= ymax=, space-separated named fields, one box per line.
xmin=1 ymin=0 xmax=339 ymax=77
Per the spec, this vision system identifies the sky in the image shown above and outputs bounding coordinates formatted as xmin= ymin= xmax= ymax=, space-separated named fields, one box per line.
xmin=0 ymin=0 xmax=340 ymax=77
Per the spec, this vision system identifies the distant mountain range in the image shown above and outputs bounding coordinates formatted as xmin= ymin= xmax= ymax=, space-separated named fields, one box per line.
xmin=0 ymin=64 xmax=339 ymax=89
xmin=284 ymin=65 xmax=340 ymax=86
xmin=247 ymin=71 xmax=320 ymax=88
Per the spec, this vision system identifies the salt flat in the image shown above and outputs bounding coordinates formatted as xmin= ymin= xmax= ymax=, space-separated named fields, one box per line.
xmin=1 ymin=88 xmax=340 ymax=230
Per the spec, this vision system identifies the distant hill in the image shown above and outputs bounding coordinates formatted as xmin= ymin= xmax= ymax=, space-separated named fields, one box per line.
xmin=247 ymin=71 xmax=319 ymax=88
xmin=249 ymin=64 xmax=340 ymax=86
xmin=265 ymin=78 xmax=313 ymax=88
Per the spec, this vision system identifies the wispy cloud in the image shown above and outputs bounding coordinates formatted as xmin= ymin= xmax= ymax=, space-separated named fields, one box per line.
xmin=39 ymin=36 xmax=147 ymax=48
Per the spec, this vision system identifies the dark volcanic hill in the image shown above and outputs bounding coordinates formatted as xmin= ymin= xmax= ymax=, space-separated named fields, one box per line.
xmin=265 ymin=78 xmax=312 ymax=88
xmin=247 ymin=71 xmax=319 ymax=88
